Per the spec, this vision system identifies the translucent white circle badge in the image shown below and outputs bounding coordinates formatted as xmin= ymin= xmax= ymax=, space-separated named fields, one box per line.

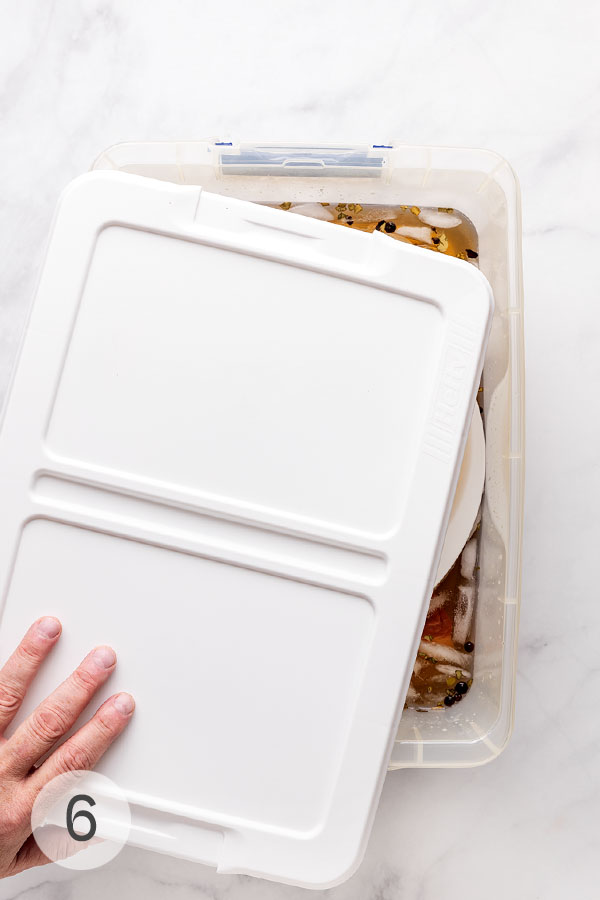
xmin=31 ymin=771 xmax=131 ymax=870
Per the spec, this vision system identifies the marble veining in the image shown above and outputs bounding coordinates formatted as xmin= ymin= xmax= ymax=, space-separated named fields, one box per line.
xmin=1 ymin=1 xmax=600 ymax=898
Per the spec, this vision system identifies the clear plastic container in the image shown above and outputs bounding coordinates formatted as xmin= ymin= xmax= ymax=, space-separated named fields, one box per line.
xmin=93 ymin=141 xmax=525 ymax=768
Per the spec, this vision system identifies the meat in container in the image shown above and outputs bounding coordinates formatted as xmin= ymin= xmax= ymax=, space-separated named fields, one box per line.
xmin=93 ymin=141 xmax=525 ymax=769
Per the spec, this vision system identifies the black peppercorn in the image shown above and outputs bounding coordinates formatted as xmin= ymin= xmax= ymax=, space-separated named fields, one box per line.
xmin=384 ymin=221 xmax=396 ymax=233
xmin=443 ymin=695 xmax=455 ymax=707
xmin=464 ymin=641 xmax=474 ymax=653
xmin=452 ymin=692 xmax=463 ymax=702
xmin=375 ymin=220 xmax=385 ymax=231
xmin=455 ymin=681 xmax=469 ymax=695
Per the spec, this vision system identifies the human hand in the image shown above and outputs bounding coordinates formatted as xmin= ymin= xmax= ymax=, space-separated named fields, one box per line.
xmin=0 ymin=617 xmax=134 ymax=878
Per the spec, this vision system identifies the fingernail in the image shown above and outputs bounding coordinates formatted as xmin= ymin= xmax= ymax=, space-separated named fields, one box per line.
xmin=37 ymin=616 xmax=61 ymax=639
xmin=113 ymin=692 xmax=135 ymax=716
xmin=92 ymin=646 xmax=116 ymax=669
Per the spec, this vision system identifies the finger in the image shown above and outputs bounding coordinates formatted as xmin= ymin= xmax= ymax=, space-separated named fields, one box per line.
xmin=11 ymin=826 xmax=105 ymax=875
xmin=0 ymin=617 xmax=61 ymax=734
xmin=2 ymin=646 xmax=117 ymax=777
xmin=8 ymin=835 xmax=52 ymax=877
xmin=32 ymin=692 xmax=135 ymax=786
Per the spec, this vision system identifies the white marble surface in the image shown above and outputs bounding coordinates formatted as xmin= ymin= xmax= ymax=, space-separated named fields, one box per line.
xmin=1 ymin=1 xmax=600 ymax=898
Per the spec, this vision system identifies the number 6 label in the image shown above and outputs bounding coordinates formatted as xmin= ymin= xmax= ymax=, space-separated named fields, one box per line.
xmin=31 ymin=771 xmax=131 ymax=870
xmin=66 ymin=794 xmax=97 ymax=842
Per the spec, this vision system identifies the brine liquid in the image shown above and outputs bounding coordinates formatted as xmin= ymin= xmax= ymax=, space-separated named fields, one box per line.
xmin=268 ymin=201 xmax=482 ymax=709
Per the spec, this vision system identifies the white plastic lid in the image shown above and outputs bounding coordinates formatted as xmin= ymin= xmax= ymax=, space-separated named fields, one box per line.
xmin=0 ymin=173 xmax=493 ymax=887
